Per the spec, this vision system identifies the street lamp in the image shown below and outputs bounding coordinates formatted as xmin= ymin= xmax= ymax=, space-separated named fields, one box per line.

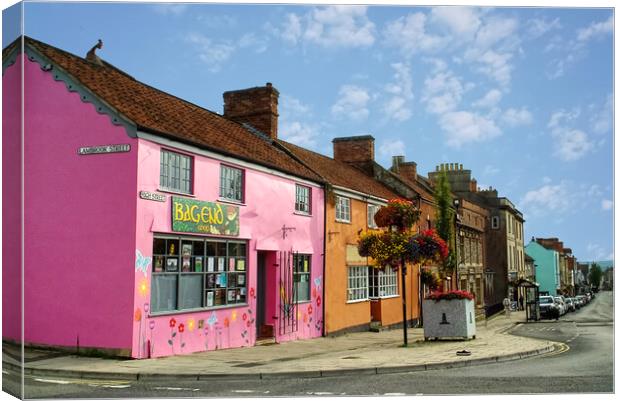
xmin=453 ymin=198 xmax=461 ymax=291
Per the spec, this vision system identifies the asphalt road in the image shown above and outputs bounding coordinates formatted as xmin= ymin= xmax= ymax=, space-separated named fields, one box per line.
xmin=3 ymin=291 xmax=613 ymax=398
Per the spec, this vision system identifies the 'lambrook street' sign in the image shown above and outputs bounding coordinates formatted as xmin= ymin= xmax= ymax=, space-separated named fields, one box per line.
xmin=78 ymin=144 xmax=131 ymax=155
xmin=172 ymin=197 xmax=239 ymax=236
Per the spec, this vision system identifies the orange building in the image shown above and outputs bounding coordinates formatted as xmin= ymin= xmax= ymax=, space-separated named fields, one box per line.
xmin=280 ymin=139 xmax=422 ymax=334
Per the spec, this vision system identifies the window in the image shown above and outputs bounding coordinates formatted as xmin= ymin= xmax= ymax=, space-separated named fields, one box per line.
xmin=295 ymin=185 xmax=311 ymax=214
xmin=347 ymin=266 xmax=368 ymax=301
xmin=336 ymin=196 xmax=351 ymax=222
xmin=369 ymin=268 xmax=398 ymax=298
xmin=151 ymin=236 xmax=248 ymax=313
xmin=160 ymin=149 xmax=192 ymax=194
xmin=293 ymin=254 xmax=311 ymax=302
xmin=220 ymin=165 xmax=244 ymax=202
xmin=367 ymin=204 xmax=380 ymax=228
xmin=491 ymin=216 xmax=500 ymax=230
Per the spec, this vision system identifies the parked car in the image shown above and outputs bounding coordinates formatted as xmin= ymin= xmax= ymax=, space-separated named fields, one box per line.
xmin=539 ymin=296 xmax=560 ymax=320
xmin=565 ymin=298 xmax=576 ymax=312
xmin=554 ymin=296 xmax=567 ymax=315
xmin=576 ymin=295 xmax=586 ymax=306
xmin=571 ymin=297 xmax=581 ymax=310
xmin=585 ymin=293 xmax=592 ymax=302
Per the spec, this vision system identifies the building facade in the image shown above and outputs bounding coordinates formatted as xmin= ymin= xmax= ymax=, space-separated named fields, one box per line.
xmin=525 ymin=240 xmax=559 ymax=296
xmin=3 ymin=37 xmax=326 ymax=358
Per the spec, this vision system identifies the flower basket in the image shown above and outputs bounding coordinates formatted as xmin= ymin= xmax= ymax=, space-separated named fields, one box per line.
xmin=374 ymin=198 xmax=420 ymax=231
xmin=407 ymin=229 xmax=449 ymax=265
xmin=423 ymin=291 xmax=476 ymax=340
xmin=420 ymin=269 xmax=442 ymax=291
xmin=358 ymin=230 xmax=408 ymax=270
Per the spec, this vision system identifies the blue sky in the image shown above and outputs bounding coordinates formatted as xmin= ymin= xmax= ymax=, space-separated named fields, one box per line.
xmin=4 ymin=2 xmax=614 ymax=262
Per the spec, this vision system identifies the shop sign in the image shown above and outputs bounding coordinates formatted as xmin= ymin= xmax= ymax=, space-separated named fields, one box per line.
xmin=172 ymin=197 xmax=239 ymax=236
xmin=78 ymin=144 xmax=130 ymax=155
xmin=139 ymin=191 xmax=166 ymax=202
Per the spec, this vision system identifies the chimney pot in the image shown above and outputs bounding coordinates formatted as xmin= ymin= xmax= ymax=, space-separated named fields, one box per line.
xmin=332 ymin=135 xmax=375 ymax=164
xmin=223 ymin=84 xmax=280 ymax=139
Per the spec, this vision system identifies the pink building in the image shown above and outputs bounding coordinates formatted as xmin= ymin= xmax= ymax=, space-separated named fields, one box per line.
xmin=3 ymin=37 xmax=325 ymax=358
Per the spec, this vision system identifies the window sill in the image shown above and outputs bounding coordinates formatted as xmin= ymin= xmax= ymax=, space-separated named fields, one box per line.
xmin=149 ymin=303 xmax=249 ymax=317
xmin=294 ymin=211 xmax=312 ymax=217
xmin=369 ymin=295 xmax=400 ymax=300
xmin=217 ymin=198 xmax=246 ymax=206
xmin=158 ymin=188 xmax=195 ymax=197
xmin=346 ymin=298 xmax=369 ymax=304
xmin=336 ymin=219 xmax=351 ymax=224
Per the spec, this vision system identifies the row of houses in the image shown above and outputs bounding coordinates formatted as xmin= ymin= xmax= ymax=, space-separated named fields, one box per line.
xmin=0 ymin=36 xmax=576 ymax=360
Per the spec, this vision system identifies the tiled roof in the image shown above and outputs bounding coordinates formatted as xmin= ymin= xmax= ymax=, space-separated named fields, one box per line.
xmin=20 ymin=37 xmax=322 ymax=183
xmin=278 ymin=140 xmax=399 ymax=201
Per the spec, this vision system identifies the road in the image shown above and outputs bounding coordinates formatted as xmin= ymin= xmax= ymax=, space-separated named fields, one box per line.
xmin=3 ymin=291 xmax=613 ymax=397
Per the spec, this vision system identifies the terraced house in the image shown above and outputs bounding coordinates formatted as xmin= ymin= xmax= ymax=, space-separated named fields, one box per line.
xmin=3 ymin=37 xmax=326 ymax=358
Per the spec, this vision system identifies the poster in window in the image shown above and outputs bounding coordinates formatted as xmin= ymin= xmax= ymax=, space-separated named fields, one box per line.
xmin=303 ymin=258 xmax=309 ymax=272
xmin=206 ymin=274 xmax=215 ymax=288
xmin=220 ymin=274 xmax=227 ymax=287
xmin=228 ymin=274 xmax=237 ymax=287
xmin=207 ymin=257 xmax=215 ymax=272
xmin=206 ymin=291 xmax=214 ymax=307
xmin=227 ymin=289 xmax=236 ymax=302
xmin=214 ymin=289 xmax=224 ymax=306
xmin=181 ymin=244 xmax=192 ymax=272
xmin=240 ymin=287 xmax=247 ymax=296
xmin=154 ymin=256 xmax=163 ymax=272
xmin=195 ymin=257 xmax=203 ymax=272
xmin=237 ymin=273 xmax=246 ymax=286
xmin=229 ymin=258 xmax=235 ymax=271
xmin=217 ymin=257 xmax=225 ymax=271
xmin=236 ymin=259 xmax=245 ymax=271
xmin=166 ymin=257 xmax=178 ymax=271
xmin=236 ymin=289 xmax=241 ymax=301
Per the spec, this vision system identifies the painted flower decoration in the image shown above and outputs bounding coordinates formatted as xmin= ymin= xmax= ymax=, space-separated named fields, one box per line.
xmin=134 ymin=308 xmax=142 ymax=322
xmin=149 ymin=320 xmax=156 ymax=330
xmin=231 ymin=311 xmax=238 ymax=322
xmin=303 ymin=314 xmax=308 ymax=323
xmin=242 ymin=313 xmax=248 ymax=321
xmin=250 ymin=288 xmax=256 ymax=298
xmin=224 ymin=317 xmax=230 ymax=328
xmin=144 ymin=303 xmax=150 ymax=313
xmin=246 ymin=320 xmax=251 ymax=327
xmin=169 ymin=318 xmax=176 ymax=328
xmin=316 ymin=295 xmax=322 ymax=307
xmin=312 ymin=287 xmax=317 ymax=299
xmin=307 ymin=305 xmax=313 ymax=315
xmin=188 ymin=318 xmax=195 ymax=332
xmin=178 ymin=323 xmax=185 ymax=333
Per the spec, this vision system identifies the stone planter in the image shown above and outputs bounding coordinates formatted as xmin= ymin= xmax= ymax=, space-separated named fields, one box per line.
xmin=423 ymin=298 xmax=476 ymax=340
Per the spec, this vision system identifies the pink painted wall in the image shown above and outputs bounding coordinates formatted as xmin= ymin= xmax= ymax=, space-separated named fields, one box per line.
xmin=2 ymin=56 xmax=23 ymax=342
xmin=132 ymin=139 xmax=324 ymax=358
xmin=21 ymin=55 xmax=138 ymax=351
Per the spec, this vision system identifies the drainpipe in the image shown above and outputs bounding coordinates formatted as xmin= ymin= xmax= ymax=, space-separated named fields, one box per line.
xmin=321 ymin=184 xmax=327 ymax=337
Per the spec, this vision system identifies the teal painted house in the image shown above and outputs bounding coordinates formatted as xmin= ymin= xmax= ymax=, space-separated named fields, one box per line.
xmin=525 ymin=241 xmax=559 ymax=296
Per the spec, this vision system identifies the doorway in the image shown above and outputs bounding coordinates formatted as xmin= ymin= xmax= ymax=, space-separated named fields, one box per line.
xmin=256 ymin=251 xmax=275 ymax=340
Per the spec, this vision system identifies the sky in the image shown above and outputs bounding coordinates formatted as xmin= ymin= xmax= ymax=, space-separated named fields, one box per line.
xmin=3 ymin=1 xmax=615 ymax=263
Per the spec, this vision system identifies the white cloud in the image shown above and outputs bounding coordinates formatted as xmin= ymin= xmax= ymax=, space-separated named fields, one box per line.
xmin=378 ymin=139 xmax=406 ymax=158
xmin=586 ymin=243 xmax=612 ymax=261
xmin=577 ymin=15 xmax=613 ymax=42
xmin=547 ymin=109 xmax=593 ymax=161
xmin=590 ymin=94 xmax=613 ymax=135
xmin=520 ymin=181 xmax=572 ymax=217
xmin=384 ymin=12 xmax=448 ymax=56
xmin=382 ymin=62 xmax=414 ymax=122
xmin=473 ymin=89 xmax=502 ymax=109
xmin=431 ymin=6 xmax=481 ymax=41
xmin=438 ymin=111 xmax=501 ymax=148
xmin=153 ymin=4 xmax=188 ymax=16
xmin=468 ymin=49 xmax=514 ymax=87
xmin=186 ymin=33 xmax=235 ymax=72
xmin=280 ymin=121 xmax=320 ymax=148
xmin=281 ymin=95 xmax=311 ymax=118
xmin=483 ymin=165 xmax=500 ymax=175
xmin=331 ymin=85 xmax=371 ymax=121
xmin=601 ymin=199 xmax=613 ymax=211
xmin=422 ymin=68 xmax=466 ymax=115
xmin=238 ymin=33 xmax=268 ymax=53
xmin=473 ymin=16 xmax=519 ymax=52
xmin=525 ymin=17 xmax=562 ymax=39
xmin=279 ymin=6 xmax=375 ymax=48
xmin=502 ymin=107 xmax=533 ymax=127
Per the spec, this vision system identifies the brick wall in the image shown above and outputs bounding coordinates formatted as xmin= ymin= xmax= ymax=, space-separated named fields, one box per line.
xmin=332 ymin=135 xmax=375 ymax=164
xmin=223 ymin=83 xmax=279 ymax=139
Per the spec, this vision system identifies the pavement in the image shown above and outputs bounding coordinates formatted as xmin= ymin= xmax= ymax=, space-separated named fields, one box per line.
xmin=2 ymin=311 xmax=561 ymax=382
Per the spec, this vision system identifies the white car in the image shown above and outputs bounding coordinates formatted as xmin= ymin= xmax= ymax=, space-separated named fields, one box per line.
xmin=554 ymin=296 xmax=567 ymax=315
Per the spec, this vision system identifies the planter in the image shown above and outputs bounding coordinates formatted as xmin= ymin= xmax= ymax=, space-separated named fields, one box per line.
xmin=422 ymin=298 xmax=476 ymax=340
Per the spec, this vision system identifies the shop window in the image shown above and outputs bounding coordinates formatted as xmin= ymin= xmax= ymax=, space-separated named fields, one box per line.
xmin=347 ymin=266 xmax=368 ymax=301
xmin=151 ymin=236 xmax=247 ymax=313
xmin=160 ymin=149 xmax=192 ymax=194
xmin=369 ymin=268 xmax=398 ymax=298
xmin=367 ymin=204 xmax=380 ymax=228
xmin=220 ymin=165 xmax=244 ymax=203
xmin=295 ymin=185 xmax=311 ymax=214
xmin=293 ymin=254 xmax=311 ymax=301
xmin=336 ymin=196 xmax=351 ymax=223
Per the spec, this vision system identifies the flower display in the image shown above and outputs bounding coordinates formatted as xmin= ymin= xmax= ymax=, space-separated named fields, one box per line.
xmin=407 ymin=229 xmax=449 ymax=265
xmin=426 ymin=290 xmax=474 ymax=301
xmin=420 ymin=268 xmax=442 ymax=290
xmin=358 ymin=230 xmax=409 ymax=269
xmin=373 ymin=198 xmax=420 ymax=231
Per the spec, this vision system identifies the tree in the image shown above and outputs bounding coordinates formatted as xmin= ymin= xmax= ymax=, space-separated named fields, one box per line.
xmin=433 ymin=170 xmax=455 ymax=278
xmin=589 ymin=263 xmax=603 ymax=289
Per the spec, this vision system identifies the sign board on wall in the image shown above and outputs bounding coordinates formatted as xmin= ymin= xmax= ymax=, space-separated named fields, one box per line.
xmin=139 ymin=191 xmax=166 ymax=202
xmin=346 ymin=244 xmax=367 ymax=265
xmin=172 ymin=197 xmax=239 ymax=236
xmin=78 ymin=144 xmax=130 ymax=155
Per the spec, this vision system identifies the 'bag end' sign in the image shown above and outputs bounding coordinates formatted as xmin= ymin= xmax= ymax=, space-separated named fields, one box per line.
xmin=172 ymin=197 xmax=239 ymax=236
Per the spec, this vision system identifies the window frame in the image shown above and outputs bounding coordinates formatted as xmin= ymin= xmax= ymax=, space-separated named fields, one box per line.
xmin=336 ymin=196 xmax=351 ymax=223
xmin=369 ymin=267 xmax=398 ymax=298
xmin=347 ymin=265 xmax=369 ymax=302
xmin=219 ymin=164 xmax=245 ymax=203
xmin=367 ymin=204 xmax=380 ymax=228
xmin=295 ymin=184 xmax=312 ymax=215
xmin=293 ymin=254 xmax=312 ymax=302
xmin=150 ymin=235 xmax=248 ymax=315
xmin=159 ymin=149 xmax=193 ymax=195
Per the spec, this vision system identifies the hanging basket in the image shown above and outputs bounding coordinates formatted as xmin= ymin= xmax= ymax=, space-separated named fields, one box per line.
xmin=358 ymin=230 xmax=409 ymax=269
xmin=407 ymin=229 xmax=449 ymax=265
xmin=373 ymin=198 xmax=420 ymax=231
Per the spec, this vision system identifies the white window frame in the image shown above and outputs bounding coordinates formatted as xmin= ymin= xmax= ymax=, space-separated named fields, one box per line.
xmin=295 ymin=184 xmax=311 ymax=215
xmin=369 ymin=268 xmax=398 ymax=298
xmin=336 ymin=196 xmax=351 ymax=223
xmin=347 ymin=266 xmax=368 ymax=302
xmin=219 ymin=164 xmax=244 ymax=203
xmin=160 ymin=149 xmax=193 ymax=194
xmin=367 ymin=204 xmax=380 ymax=228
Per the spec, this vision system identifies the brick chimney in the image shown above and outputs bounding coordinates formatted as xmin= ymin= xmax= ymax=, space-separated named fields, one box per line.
xmin=391 ymin=156 xmax=417 ymax=182
xmin=223 ymin=83 xmax=279 ymax=139
xmin=332 ymin=135 xmax=375 ymax=164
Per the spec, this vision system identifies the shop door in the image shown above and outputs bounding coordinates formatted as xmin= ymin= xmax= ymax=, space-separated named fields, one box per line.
xmin=256 ymin=251 xmax=275 ymax=339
